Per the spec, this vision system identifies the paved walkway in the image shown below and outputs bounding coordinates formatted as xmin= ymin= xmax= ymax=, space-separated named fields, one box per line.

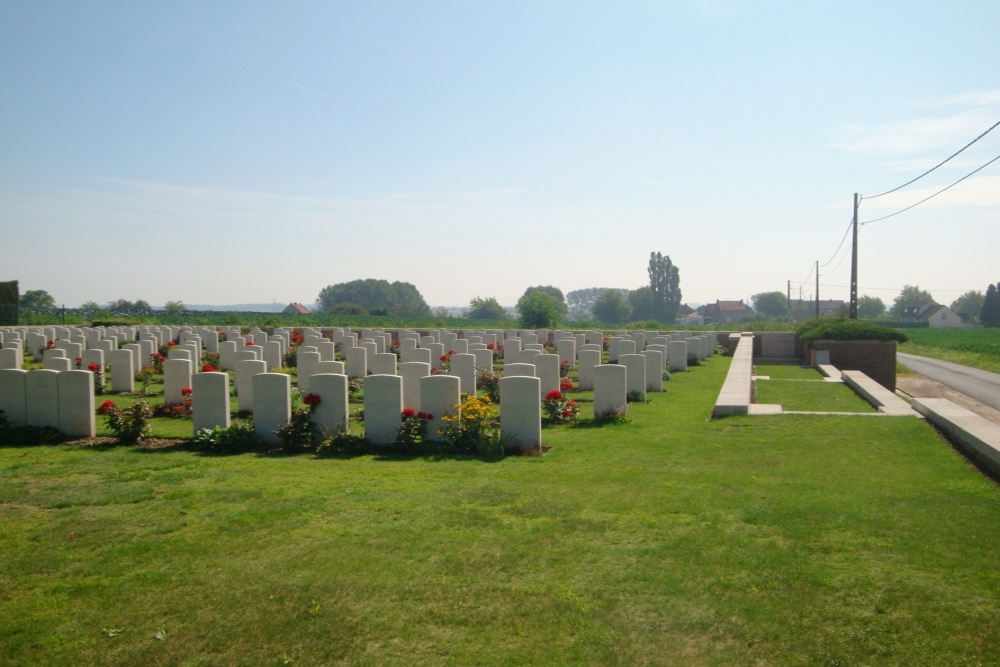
xmin=897 ymin=353 xmax=1000 ymax=412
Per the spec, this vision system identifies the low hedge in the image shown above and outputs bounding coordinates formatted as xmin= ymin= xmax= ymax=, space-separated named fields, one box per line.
xmin=796 ymin=318 xmax=909 ymax=344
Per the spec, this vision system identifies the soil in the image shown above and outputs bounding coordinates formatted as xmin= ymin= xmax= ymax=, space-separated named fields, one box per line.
xmin=897 ymin=374 xmax=1000 ymax=426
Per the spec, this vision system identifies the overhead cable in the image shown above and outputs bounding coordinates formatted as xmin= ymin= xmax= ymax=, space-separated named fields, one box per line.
xmin=860 ymin=152 xmax=1000 ymax=225
xmin=819 ymin=219 xmax=853 ymax=268
xmin=862 ymin=120 xmax=1000 ymax=200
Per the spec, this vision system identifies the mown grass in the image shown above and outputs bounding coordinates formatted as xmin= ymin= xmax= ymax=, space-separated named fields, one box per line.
xmin=2 ymin=358 xmax=1000 ymax=665
xmin=755 ymin=379 xmax=877 ymax=413
xmin=900 ymin=328 xmax=1000 ymax=374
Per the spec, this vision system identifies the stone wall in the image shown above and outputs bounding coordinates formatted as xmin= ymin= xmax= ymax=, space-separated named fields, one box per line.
xmin=804 ymin=340 xmax=897 ymax=391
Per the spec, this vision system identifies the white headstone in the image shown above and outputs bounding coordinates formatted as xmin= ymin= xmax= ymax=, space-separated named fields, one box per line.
xmin=309 ymin=373 xmax=349 ymax=438
xmin=192 ymin=371 xmax=230 ymax=435
xmin=363 ymin=374 xmax=403 ymax=446
xmin=58 ymin=370 xmax=95 ymax=438
xmin=253 ymin=373 xmax=291 ymax=446
xmin=420 ymin=375 xmax=461 ymax=441
xmin=0 ymin=368 xmax=28 ymax=427
xmin=500 ymin=376 xmax=541 ymax=449
xmin=26 ymin=369 xmax=60 ymax=429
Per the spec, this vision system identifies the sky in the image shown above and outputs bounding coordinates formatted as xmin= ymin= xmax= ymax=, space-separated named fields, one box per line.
xmin=1 ymin=1 xmax=998 ymax=310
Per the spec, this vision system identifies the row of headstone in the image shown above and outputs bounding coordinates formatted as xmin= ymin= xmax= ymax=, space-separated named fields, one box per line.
xmin=0 ymin=368 xmax=95 ymax=437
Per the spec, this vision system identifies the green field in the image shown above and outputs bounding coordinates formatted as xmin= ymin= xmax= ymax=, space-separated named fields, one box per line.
xmin=899 ymin=328 xmax=1000 ymax=373
xmin=3 ymin=357 xmax=1000 ymax=665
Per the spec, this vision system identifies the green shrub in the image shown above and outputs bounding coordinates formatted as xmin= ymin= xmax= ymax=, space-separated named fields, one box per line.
xmin=98 ymin=399 xmax=152 ymax=445
xmin=191 ymin=420 xmax=260 ymax=453
xmin=797 ymin=318 xmax=908 ymax=343
xmin=316 ymin=431 xmax=371 ymax=456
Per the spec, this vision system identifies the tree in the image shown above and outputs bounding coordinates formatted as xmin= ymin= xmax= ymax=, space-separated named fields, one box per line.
xmin=317 ymin=279 xmax=431 ymax=317
xmin=982 ymin=283 xmax=1000 ymax=328
xmin=857 ymin=295 xmax=887 ymax=320
xmin=108 ymin=298 xmax=134 ymax=311
xmin=647 ymin=252 xmax=681 ymax=323
xmin=628 ymin=287 xmax=654 ymax=322
xmin=890 ymin=285 xmax=934 ymax=319
xmin=519 ymin=286 xmax=568 ymax=316
xmin=133 ymin=299 xmax=151 ymax=311
xmin=20 ymin=290 xmax=55 ymax=310
xmin=592 ymin=289 xmax=632 ymax=324
xmin=467 ymin=296 xmax=506 ymax=320
xmin=163 ymin=300 xmax=186 ymax=313
xmin=80 ymin=300 xmax=101 ymax=310
xmin=950 ymin=291 xmax=984 ymax=322
xmin=751 ymin=291 xmax=788 ymax=318
xmin=516 ymin=290 xmax=561 ymax=328
xmin=566 ymin=287 xmax=627 ymax=319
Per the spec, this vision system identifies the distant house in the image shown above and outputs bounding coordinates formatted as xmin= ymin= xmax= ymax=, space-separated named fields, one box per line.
xmin=677 ymin=303 xmax=703 ymax=326
xmin=282 ymin=302 xmax=311 ymax=315
xmin=702 ymin=300 xmax=755 ymax=325
xmin=788 ymin=299 xmax=846 ymax=320
xmin=899 ymin=301 xmax=964 ymax=328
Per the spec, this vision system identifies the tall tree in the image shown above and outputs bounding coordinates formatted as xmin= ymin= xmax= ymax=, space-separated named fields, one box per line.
xmin=751 ymin=291 xmax=788 ymax=318
xmin=519 ymin=286 xmax=568 ymax=316
xmin=20 ymin=289 xmax=55 ymax=310
xmin=566 ymin=287 xmax=628 ymax=319
xmin=647 ymin=252 xmax=681 ymax=323
xmin=467 ymin=296 xmax=506 ymax=320
xmin=164 ymin=300 xmax=186 ymax=313
xmin=628 ymin=287 xmax=654 ymax=322
xmin=592 ymin=289 xmax=632 ymax=324
xmin=950 ymin=291 xmax=984 ymax=322
xmin=516 ymin=290 xmax=561 ymax=328
xmin=890 ymin=285 xmax=934 ymax=319
xmin=982 ymin=283 xmax=1000 ymax=328
xmin=857 ymin=295 xmax=887 ymax=320
xmin=317 ymin=279 xmax=431 ymax=317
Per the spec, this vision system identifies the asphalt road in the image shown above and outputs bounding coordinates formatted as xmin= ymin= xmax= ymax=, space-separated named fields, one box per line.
xmin=897 ymin=353 xmax=1000 ymax=412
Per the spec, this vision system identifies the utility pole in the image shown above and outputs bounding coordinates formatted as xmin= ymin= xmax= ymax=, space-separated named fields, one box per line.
xmin=849 ymin=193 xmax=859 ymax=319
xmin=787 ymin=280 xmax=791 ymax=305
xmin=815 ymin=261 xmax=820 ymax=318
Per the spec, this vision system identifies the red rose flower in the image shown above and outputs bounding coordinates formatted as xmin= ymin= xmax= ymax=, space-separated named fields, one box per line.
xmin=545 ymin=390 xmax=563 ymax=401
xmin=202 ymin=364 xmax=215 ymax=372
xmin=181 ymin=387 xmax=193 ymax=396
xmin=560 ymin=381 xmax=573 ymax=390
xmin=402 ymin=407 xmax=416 ymax=418
xmin=98 ymin=399 xmax=115 ymax=414
xmin=303 ymin=393 xmax=322 ymax=408
xmin=486 ymin=343 xmax=494 ymax=349
xmin=88 ymin=363 xmax=101 ymax=372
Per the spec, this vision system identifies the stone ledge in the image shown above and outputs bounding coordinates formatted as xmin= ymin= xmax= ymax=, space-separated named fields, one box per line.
xmin=816 ymin=364 xmax=842 ymax=381
xmin=713 ymin=333 xmax=753 ymax=418
xmin=912 ymin=398 xmax=1000 ymax=477
xmin=841 ymin=370 xmax=916 ymax=416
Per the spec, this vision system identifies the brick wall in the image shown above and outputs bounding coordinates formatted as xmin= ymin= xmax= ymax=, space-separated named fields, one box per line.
xmin=805 ymin=340 xmax=897 ymax=391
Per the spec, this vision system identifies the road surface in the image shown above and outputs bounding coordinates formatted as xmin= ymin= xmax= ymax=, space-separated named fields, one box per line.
xmin=897 ymin=353 xmax=1000 ymax=412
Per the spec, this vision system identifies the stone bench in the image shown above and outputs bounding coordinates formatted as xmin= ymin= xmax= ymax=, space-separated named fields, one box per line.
xmin=911 ymin=398 xmax=1000 ymax=477
xmin=713 ymin=333 xmax=753 ymax=417
xmin=841 ymin=370 xmax=916 ymax=416
xmin=816 ymin=364 xmax=842 ymax=381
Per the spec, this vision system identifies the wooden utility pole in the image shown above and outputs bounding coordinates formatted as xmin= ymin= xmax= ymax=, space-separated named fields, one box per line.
xmin=849 ymin=193 xmax=859 ymax=319
xmin=815 ymin=261 xmax=820 ymax=318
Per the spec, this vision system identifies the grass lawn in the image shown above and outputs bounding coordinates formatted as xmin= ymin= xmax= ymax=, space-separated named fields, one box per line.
xmin=899 ymin=328 xmax=1000 ymax=374
xmin=3 ymin=357 xmax=1000 ymax=665
xmin=753 ymin=366 xmax=877 ymax=413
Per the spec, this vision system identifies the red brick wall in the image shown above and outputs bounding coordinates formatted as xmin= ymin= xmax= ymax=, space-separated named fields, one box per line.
xmin=806 ymin=340 xmax=897 ymax=391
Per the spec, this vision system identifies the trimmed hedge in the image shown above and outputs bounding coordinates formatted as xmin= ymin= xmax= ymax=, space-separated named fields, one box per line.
xmin=797 ymin=318 xmax=909 ymax=344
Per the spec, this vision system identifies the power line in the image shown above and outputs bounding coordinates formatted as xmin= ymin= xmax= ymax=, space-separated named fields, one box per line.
xmin=818 ymin=219 xmax=853 ymax=268
xmin=860 ymin=152 xmax=1000 ymax=225
xmin=862 ymin=120 xmax=1000 ymax=200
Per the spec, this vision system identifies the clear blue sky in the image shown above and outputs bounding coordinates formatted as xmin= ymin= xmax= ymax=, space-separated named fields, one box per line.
xmin=2 ymin=1 xmax=998 ymax=310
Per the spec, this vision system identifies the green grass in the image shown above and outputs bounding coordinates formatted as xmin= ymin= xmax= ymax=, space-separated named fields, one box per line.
xmin=754 ymin=364 xmax=822 ymax=380
xmin=755 ymin=378 xmax=878 ymax=413
xmin=899 ymin=328 xmax=1000 ymax=374
xmin=3 ymin=358 xmax=1000 ymax=665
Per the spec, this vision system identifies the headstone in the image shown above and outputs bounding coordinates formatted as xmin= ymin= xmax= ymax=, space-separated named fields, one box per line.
xmin=0 ymin=347 xmax=21 ymax=370
xmin=556 ymin=339 xmax=576 ymax=369
xmin=620 ymin=353 xmax=646 ymax=398
xmin=420 ymin=375 xmax=461 ymax=441
xmin=534 ymin=353 xmax=561 ymax=398
xmin=253 ymin=373 xmax=291 ymax=446
xmin=43 ymin=356 xmax=72 ymax=371
xmin=297 ymin=350 xmax=322 ymax=393
xmin=345 ymin=347 xmax=368 ymax=379
xmin=370 ymin=352 xmax=397 ymax=376
xmin=400 ymin=361 xmax=431 ymax=411
xmin=402 ymin=346 xmax=432 ymax=365
xmin=235 ymin=359 xmax=267 ymax=412
xmin=108 ymin=349 xmax=135 ymax=393
xmin=427 ymin=343 xmax=445 ymax=370
xmin=500 ymin=376 xmax=541 ymax=449
xmin=263 ymin=341 xmax=283 ymax=371
xmin=192 ymin=371 xmax=230 ymax=435
xmin=473 ymin=349 xmax=494 ymax=374
xmin=0 ymin=368 xmax=28 ymax=427
xmin=643 ymin=350 xmax=664 ymax=392
xmin=577 ymin=349 xmax=601 ymax=391
xmin=309 ymin=373 xmax=349 ymax=438
xmin=314 ymin=361 xmax=346 ymax=375
xmin=504 ymin=363 xmax=536 ymax=377
xmin=363 ymin=374 xmax=403 ymax=446
xmin=450 ymin=353 xmax=476 ymax=397
xmin=219 ymin=341 xmax=238 ymax=371
xmin=163 ymin=359 xmax=193 ymax=405
xmin=668 ymin=341 xmax=688 ymax=372
xmin=26 ymin=369 xmax=60 ymax=429
xmin=58 ymin=370 xmax=95 ymax=438
xmin=593 ymin=364 xmax=627 ymax=419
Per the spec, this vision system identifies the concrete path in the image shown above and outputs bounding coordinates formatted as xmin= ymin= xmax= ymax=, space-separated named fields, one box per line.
xmin=897 ymin=353 xmax=1000 ymax=412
